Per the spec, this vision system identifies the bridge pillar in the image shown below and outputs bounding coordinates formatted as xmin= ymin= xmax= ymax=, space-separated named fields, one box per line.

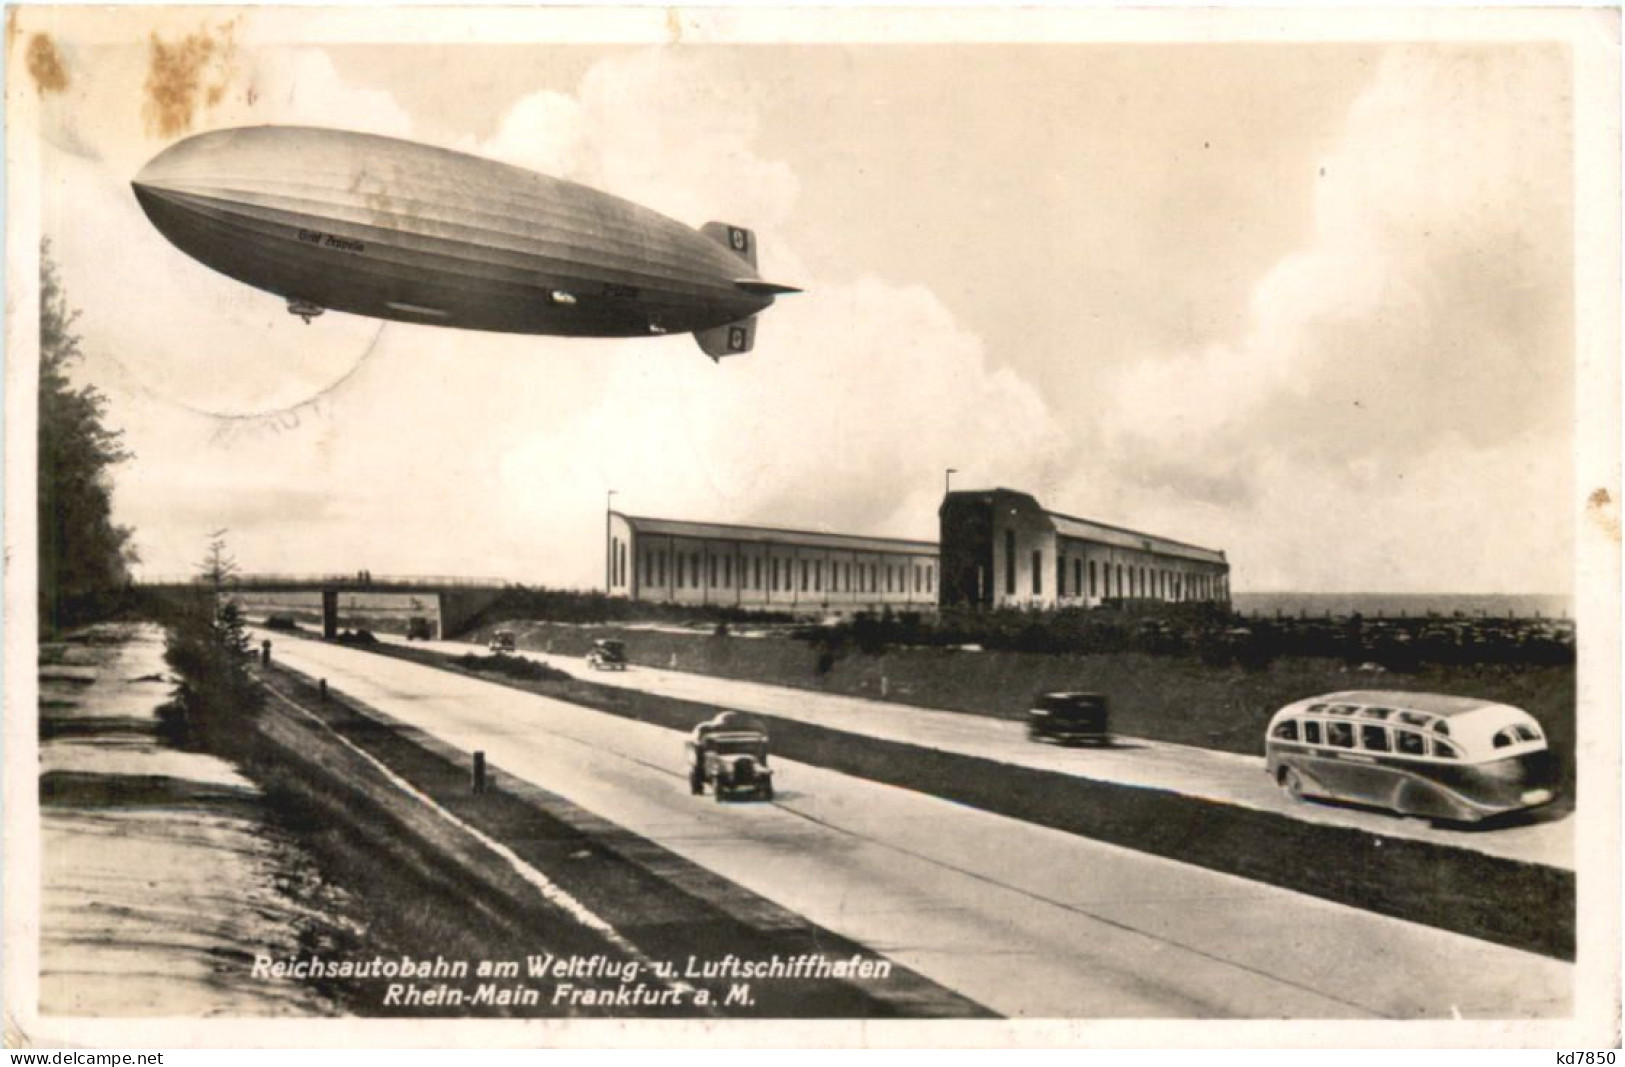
xmin=322 ymin=590 xmax=338 ymax=639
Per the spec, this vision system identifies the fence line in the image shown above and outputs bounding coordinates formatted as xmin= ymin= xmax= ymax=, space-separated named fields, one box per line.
xmin=137 ymin=573 xmax=515 ymax=589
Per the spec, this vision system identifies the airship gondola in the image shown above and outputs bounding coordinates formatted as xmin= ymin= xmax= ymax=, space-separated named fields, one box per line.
xmin=131 ymin=126 xmax=799 ymax=359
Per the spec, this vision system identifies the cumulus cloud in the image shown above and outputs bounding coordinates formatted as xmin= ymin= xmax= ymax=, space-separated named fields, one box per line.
xmin=1064 ymin=46 xmax=1573 ymax=592
xmin=477 ymin=51 xmax=1063 ymax=579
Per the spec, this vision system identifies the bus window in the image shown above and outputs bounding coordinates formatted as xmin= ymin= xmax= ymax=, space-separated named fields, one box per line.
xmin=1493 ymin=724 xmax=1543 ymax=748
xmin=1271 ymin=720 xmax=1299 ymax=741
xmin=1358 ymin=707 xmax=1394 ymax=720
xmin=1326 ymin=722 xmax=1355 ymax=748
xmin=1303 ymin=721 xmax=1322 ymax=745
xmin=1432 ymin=738 xmax=1462 ymax=759
xmin=1395 ymin=730 xmax=1426 ymax=757
xmin=1328 ymin=704 xmax=1358 ymax=717
xmin=1307 ymin=704 xmax=1329 ymax=714
xmin=1359 ymin=724 xmax=1391 ymax=752
xmin=1431 ymin=720 xmax=1451 ymax=736
xmin=1396 ymin=710 xmax=1431 ymax=728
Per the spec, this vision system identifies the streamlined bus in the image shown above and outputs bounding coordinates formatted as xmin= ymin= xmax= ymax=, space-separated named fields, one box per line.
xmin=1264 ymin=690 xmax=1559 ymax=823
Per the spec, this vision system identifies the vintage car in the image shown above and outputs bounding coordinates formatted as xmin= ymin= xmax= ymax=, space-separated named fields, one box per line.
xmin=586 ymin=638 xmax=628 ymax=671
xmin=1027 ymin=691 xmax=1110 ymax=745
xmin=686 ymin=711 xmax=774 ymax=802
xmin=487 ymin=630 xmax=517 ymax=654
xmin=406 ymin=616 xmax=433 ymax=641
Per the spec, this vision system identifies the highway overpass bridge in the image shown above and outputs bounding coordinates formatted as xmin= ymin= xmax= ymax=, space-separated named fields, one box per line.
xmin=142 ymin=574 xmax=509 ymax=640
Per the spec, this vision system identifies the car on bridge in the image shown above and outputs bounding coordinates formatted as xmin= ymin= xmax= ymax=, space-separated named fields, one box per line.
xmin=488 ymin=630 xmax=517 ymax=654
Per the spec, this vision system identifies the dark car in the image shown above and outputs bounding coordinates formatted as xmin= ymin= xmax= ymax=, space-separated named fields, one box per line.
xmin=586 ymin=639 xmax=628 ymax=671
xmin=1027 ymin=692 xmax=1110 ymax=745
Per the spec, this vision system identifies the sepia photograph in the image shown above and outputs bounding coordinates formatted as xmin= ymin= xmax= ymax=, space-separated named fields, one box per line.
xmin=3 ymin=4 xmax=1619 ymax=1049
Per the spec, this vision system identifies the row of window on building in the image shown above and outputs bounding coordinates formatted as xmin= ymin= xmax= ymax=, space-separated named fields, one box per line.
xmin=1004 ymin=532 xmax=1222 ymax=602
xmin=628 ymin=542 xmax=935 ymax=598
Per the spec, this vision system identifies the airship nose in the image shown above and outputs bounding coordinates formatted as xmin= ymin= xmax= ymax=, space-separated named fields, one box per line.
xmin=131 ymin=149 xmax=184 ymax=204
xmin=131 ymin=146 xmax=192 ymax=214
xmin=129 ymin=171 xmax=192 ymax=243
xmin=131 ymin=156 xmax=168 ymax=205
xmin=130 ymin=176 xmax=172 ymax=220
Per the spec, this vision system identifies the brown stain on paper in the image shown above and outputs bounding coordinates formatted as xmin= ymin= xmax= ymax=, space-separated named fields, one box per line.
xmin=141 ymin=21 xmax=238 ymax=138
xmin=1586 ymin=487 xmax=1620 ymax=544
xmin=26 ymin=33 xmax=69 ymax=94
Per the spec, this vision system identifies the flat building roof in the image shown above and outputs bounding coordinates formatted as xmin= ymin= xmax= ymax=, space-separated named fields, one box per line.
xmin=1048 ymin=511 xmax=1226 ymax=566
xmin=619 ymin=514 xmax=938 ymax=558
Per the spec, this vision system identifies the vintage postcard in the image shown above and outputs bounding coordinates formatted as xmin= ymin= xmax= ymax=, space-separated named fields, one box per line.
xmin=4 ymin=4 xmax=1619 ymax=1049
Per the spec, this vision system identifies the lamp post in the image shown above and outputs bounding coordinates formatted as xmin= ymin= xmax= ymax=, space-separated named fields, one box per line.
xmin=605 ymin=489 xmax=617 ymax=594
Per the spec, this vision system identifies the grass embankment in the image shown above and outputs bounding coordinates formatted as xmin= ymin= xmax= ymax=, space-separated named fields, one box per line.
xmin=372 ymin=639 xmax=1575 ymax=962
xmin=487 ymin=622 xmax=1578 ymax=802
xmin=211 ymin=668 xmax=652 ymax=1016
xmin=249 ymin=664 xmax=988 ymax=1019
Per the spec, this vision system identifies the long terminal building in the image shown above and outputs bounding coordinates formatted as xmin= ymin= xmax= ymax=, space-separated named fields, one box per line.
xmin=606 ymin=487 xmax=1229 ymax=615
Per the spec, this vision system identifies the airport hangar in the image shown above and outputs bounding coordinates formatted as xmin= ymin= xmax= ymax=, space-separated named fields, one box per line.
xmin=607 ymin=487 xmax=1229 ymax=615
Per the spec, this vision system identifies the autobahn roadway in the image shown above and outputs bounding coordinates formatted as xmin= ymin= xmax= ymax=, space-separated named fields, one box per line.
xmin=263 ymin=634 xmax=1571 ymax=1020
xmin=391 ymin=634 xmax=1572 ymax=870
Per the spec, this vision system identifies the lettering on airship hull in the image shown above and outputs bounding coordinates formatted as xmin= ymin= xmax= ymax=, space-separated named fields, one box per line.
xmin=601 ymin=282 xmax=641 ymax=300
xmin=297 ymin=228 xmax=365 ymax=254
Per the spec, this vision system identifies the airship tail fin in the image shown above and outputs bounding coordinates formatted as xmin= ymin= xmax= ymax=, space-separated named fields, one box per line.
xmin=701 ymin=221 xmax=757 ymax=268
xmin=694 ymin=316 xmax=755 ymax=361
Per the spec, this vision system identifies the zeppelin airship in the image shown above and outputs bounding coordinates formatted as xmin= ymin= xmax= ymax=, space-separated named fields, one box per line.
xmin=131 ymin=126 xmax=799 ymax=359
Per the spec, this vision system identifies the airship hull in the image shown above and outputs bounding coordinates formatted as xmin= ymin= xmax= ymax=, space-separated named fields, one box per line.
xmin=131 ymin=126 xmax=785 ymax=341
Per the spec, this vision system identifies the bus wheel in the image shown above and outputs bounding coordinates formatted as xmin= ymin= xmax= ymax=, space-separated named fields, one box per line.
xmin=1278 ymin=767 xmax=1305 ymax=801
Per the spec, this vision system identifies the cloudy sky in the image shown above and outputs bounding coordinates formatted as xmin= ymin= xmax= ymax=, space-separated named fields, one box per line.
xmin=15 ymin=10 xmax=1589 ymax=593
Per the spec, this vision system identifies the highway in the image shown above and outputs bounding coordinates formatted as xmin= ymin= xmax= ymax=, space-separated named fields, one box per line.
xmin=392 ymin=635 xmax=1573 ymax=870
xmin=265 ymin=635 xmax=1571 ymax=1019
